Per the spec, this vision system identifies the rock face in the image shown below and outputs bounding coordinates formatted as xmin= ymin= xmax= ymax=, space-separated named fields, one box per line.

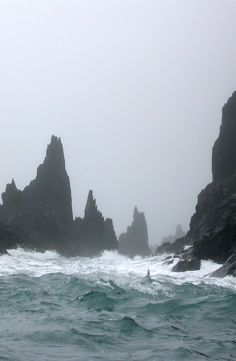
xmin=66 ymin=190 xmax=118 ymax=257
xmin=0 ymin=136 xmax=73 ymax=251
xmin=172 ymin=92 xmax=236 ymax=274
xmin=212 ymin=91 xmax=236 ymax=183
xmin=210 ymin=252 xmax=236 ymax=277
xmin=0 ymin=222 xmax=20 ymax=255
xmin=119 ymin=207 xmax=151 ymax=257
xmin=172 ymin=257 xmax=201 ymax=272
xmin=0 ymin=136 xmax=119 ymax=256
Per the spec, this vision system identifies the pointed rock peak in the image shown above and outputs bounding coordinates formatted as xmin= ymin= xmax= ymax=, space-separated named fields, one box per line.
xmin=84 ymin=190 xmax=98 ymax=217
xmin=222 ymin=91 xmax=236 ymax=116
xmin=133 ymin=206 xmax=139 ymax=218
xmin=11 ymin=179 xmax=17 ymax=190
xmin=133 ymin=206 xmax=144 ymax=220
xmin=212 ymin=92 xmax=236 ymax=182
xmin=118 ymin=207 xmax=150 ymax=257
xmin=5 ymin=178 xmax=18 ymax=193
xmin=45 ymin=135 xmax=65 ymax=169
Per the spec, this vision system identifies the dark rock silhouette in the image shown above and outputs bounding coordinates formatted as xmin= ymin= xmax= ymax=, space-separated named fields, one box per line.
xmin=172 ymin=257 xmax=200 ymax=272
xmin=62 ymin=190 xmax=118 ymax=257
xmin=210 ymin=252 xmax=236 ymax=277
xmin=75 ymin=190 xmax=118 ymax=256
xmin=0 ymin=137 xmax=119 ymax=256
xmin=155 ymin=224 xmax=186 ymax=255
xmin=0 ymin=135 xmax=73 ymax=251
xmin=119 ymin=207 xmax=151 ymax=257
xmin=212 ymin=91 xmax=236 ymax=182
xmin=173 ymin=92 xmax=236 ymax=275
xmin=0 ymin=222 xmax=20 ymax=255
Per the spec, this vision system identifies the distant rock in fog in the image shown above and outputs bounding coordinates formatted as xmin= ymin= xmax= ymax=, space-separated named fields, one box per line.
xmin=119 ymin=207 xmax=151 ymax=258
xmin=155 ymin=224 xmax=186 ymax=255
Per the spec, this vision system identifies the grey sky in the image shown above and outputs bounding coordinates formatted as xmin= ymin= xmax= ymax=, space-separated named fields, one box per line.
xmin=0 ymin=0 xmax=236 ymax=245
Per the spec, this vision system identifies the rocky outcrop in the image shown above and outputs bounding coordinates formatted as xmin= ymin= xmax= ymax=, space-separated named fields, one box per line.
xmin=65 ymin=190 xmax=118 ymax=257
xmin=155 ymin=236 xmax=189 ymax=255
xmin=0 ymin=135 xmax=73 ymax=251
xmin=172 ymin=247 xmax=201 ymax=272
xmin=0 ymin=222 xmax=20 ymax=254
xmin=119 ymin=207 xmax=151 ymax=258
xmin=210 ymin=252 xmax=236 ymax=277
xmin=155 ymin=224 xmax=186 ymax=255
xmin=172 ymin=258 xmax=201 ymax=272
xmin=212 ymin=91 xmax=236 ymax=183
xmin=0 ymin=136 xmax=119 ymax=257
xmin=172 ymin=92 xmax=236 ymax=274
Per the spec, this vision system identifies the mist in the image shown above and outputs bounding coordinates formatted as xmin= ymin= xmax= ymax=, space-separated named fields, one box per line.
xmin=0 ymin=0 xmax=236 ymax=245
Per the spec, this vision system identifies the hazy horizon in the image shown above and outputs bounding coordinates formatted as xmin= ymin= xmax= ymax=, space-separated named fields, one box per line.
xmin=0 ymin=0 xmax=236 ymax=245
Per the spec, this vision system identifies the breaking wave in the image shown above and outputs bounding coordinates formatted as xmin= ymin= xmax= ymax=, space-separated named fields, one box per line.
xmin=0 ymin=248 xmax=235 ymax=361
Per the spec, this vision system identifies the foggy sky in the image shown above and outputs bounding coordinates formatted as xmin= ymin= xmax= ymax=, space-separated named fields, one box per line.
xmin=0 ymin=0 xmax=236 ymax=245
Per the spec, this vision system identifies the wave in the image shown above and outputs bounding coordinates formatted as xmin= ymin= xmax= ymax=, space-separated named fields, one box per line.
xmin=0 ymin=248 xmax=235 ymax=291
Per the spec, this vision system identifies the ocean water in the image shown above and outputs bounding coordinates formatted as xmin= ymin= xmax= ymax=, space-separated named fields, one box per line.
xmin=0 ymin=249 xmax=235 ymax=361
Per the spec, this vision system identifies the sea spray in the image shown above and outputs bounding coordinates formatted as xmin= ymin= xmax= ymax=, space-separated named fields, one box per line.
xmin=0 ymin=249 xmax=235 ymax=361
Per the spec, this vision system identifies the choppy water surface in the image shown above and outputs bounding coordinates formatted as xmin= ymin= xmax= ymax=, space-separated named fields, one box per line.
xmin=0 ymin=249 xmax=235 ymax=361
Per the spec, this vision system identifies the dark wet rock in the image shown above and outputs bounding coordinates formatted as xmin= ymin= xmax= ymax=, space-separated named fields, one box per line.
xmin=0 ymin=135 xmax=73 ymax=251
xmin=172 ymin=250 xmax=201 ymax=272
xmin=64 ymin=190 xmax=118 ymax=257
xmin=0 ymin=222 xmax=20 ymax=254
xmin=119 ymin=207 xmax=151 ymax=257
xmin=212 ymin=91 xmax=236 ymax=183
xmin=187 ymin=174 xmax=236 ymax=264
xmin=163 ymin=255 xmax=174 ymax=266
xmin=210 ymin=252 xmax=236 ymax=277
xmin=172 ymin=93 xmax=236 ymax=273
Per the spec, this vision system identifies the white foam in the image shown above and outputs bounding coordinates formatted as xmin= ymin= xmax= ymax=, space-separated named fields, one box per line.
xmin=0 ymin=248 xmax=235 ymax=292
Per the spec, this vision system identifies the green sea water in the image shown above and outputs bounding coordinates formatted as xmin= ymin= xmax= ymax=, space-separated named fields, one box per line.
xmin=0 ymin=249 xmax=235 ymax=361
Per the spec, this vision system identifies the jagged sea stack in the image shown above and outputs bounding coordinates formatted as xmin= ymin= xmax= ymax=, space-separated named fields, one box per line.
xmin=0 ymin=135 xmax=73 ymax=251
xmin=69 ymin=190 xmax=118 ymax=257
xmin=172 ymin=92 xmax=236 ymax=274
xmin=119 ymin=207 xmax=151 ymax=257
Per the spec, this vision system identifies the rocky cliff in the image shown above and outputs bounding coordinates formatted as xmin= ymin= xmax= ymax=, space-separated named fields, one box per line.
xmin=0 ymin=222 xmax=20 ymax=255
xmin=172 ymin=92 xmax=236 ymax=275
xmin=212 ymin=91 xmax=236 ymax=183
xmin=0 ymin=137 xmax=120 ymax=256
xmin=119 ymin=207 xmax=151 ymax=257
xmin=0 ymin=135 xmax=73 ymax=251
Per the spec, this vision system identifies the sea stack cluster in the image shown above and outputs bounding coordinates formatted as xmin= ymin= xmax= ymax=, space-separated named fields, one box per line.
xmin=0 ymin=136 xmax=150 ymax=257
xmin=157 ymin=92 xmax=236 ymax=277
